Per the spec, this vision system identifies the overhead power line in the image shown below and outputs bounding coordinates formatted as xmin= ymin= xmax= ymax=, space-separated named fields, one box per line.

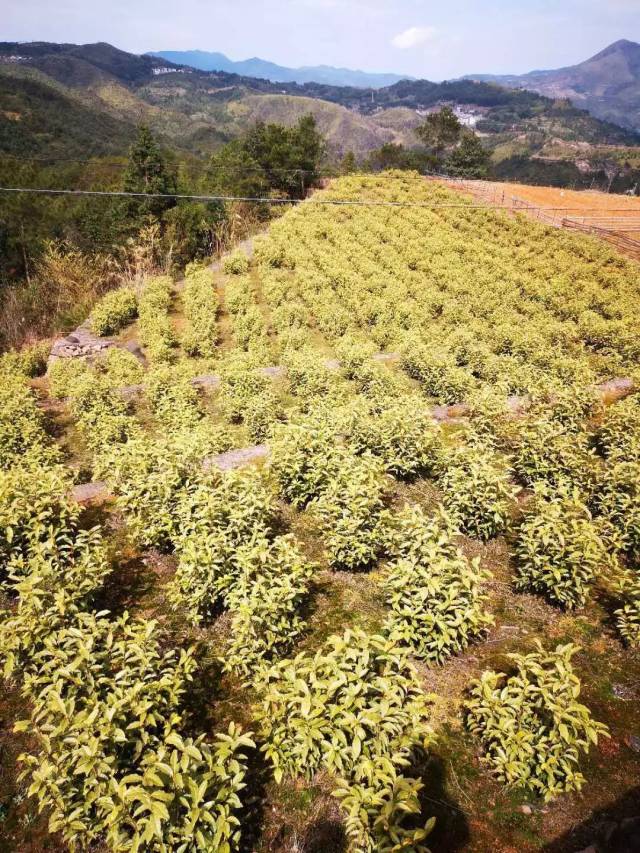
xmin=0 ymin=185 xmax=637 ymax=213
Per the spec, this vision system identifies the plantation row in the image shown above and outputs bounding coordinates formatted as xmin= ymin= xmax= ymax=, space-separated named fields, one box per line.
xmin=1 ymin=172 xmax=639 ymax=851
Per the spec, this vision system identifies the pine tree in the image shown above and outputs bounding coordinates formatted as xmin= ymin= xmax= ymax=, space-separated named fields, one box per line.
xmin=446 ymin=131 xmax=490 ymax=179
xmin=123 ymin=126 xmax=177 ymax=223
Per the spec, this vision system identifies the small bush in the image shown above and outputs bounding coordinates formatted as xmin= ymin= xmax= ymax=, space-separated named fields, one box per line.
xmin=182 ymin=263 xmax=219 ymax=358
xmin=615 ymin=571 xmax=640 ymax=647
xmin=138 ymin=275 xmax=177 ymax=363
xmin=383 ymin=505 xmax=494 ymax=663
xmin=96 ymin=347 xmax=145 ymax=387
xmin=223 ymin=252 xmax=250 ymax=275
xmin=465 ymin=642 xmax=609 ymax=801
xmin=438 ymin=445 xmax=518 ymax=540
xmin=311 ymin=452 xmax=389 ymax=570
xmin=515 ymin=485 xmax=609 ymax=609
xmin=89 ymin=287 xmax=137 ymax=336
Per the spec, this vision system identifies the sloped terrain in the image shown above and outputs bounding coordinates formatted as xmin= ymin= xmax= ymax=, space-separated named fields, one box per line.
xmin=1 ymin=173 xmax=639 ymax=852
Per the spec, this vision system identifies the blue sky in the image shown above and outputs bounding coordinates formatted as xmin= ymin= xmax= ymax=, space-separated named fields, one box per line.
xmin=4 ymin=0 xmax=640 ymax=79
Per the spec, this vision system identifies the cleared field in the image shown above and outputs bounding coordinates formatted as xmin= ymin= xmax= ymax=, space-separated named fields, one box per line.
xmin=439 ymin=177 xmax=640 ymax=257
xmin=1 ymin=172 xmax=640 ymax=853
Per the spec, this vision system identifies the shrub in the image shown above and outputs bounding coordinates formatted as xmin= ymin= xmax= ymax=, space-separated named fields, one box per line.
xmin=438 ymin=445 xmax=518 ymax=540
xmin=597 ymin=397 xmax=640 ymax=460
xmin=269 ymin=418 xmax=344 ymax=508
xmin=515 ymin=485 xmax=609 ymax=609
xmin=0 ymin=527 xmax=109 ymax=679
xmin=89 ymin=287 xmax=137 ymax=336
xmin=0 ymin=465 xmax=79 ymax=582
xmin=512 ymin=419 xmax=599 ymax=493
xmin=223 ymin=252 xmax=250 ymax=275
xmin=47 ymin=356 xmax=93 ymax=398
xmin=345 ymin=398 xmax=442 ymax=478
xmin=0 ymin=341 xmax=49 ymax=378
xmin=138 ymin=275 xmax=177 ymax=363
xmin=224 ymin=535 xmax=313 ymax=677
xmin=465 ymin=642 xmax=609 ymax=801
xmin=401 ymin=338 xmax=475 ymax=403
xmin=615 ymin=571 xmax=640 ymax=647
xmin=220 ymin=362 xmax=282 ymax=441
xmin=594 ymin=459 xmax=640 ymax=559
xmin=182 ymin=263 xmax=219 ymax=358
xmin=96 ymin=347 xmax=145 ymax=387
xmin=311 ymin=452 xmax=389 ymax=570
xmin=169 ymin=469 xmax=277 ymax=622
xmin=70 ymin=375 xmax=140 ymax=454
xmin=383 ymin=505 xmax=493 ymax=663
xmin=17 ymin=612 xmax=254 ymax=852
xmin=0 ymin=373 xmax=60 ymax=469
xmin=257 ymin=629 xmax=436 ymax=850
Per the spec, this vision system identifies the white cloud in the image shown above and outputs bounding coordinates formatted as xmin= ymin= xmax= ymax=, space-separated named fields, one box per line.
xmin=391 ymin=26 xmax=438 ymax=50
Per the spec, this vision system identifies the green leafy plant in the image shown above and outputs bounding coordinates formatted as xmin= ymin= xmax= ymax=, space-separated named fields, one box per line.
xmin=0 ymin=372 xmax=60 ymax=469
xmin=181 ymin=263 xmax=219 ymax=358
xmin=615 ymin=571 xmax=640 ymax=647
xmin=258 ymin=629 xmax=436 ymax=850
xmin=438 ymin=445 xmax=518 ymax=540
xmin=138 ymin=275 xmax=177 ymax=363
xmin=383 ymin=505 xmax=493 ymax=663
xmin=465 ymin=642 xmax=609 ymax=801
xmin=16 ymin=612 xmax=254 ymax=852
xmin=224 ymin=535 xmax=313 ymax=677
xmin=311 ymin=452 xmax=389 ymax=570
xmin=515 ymin=485 xmax=609 ymax=609
xmin=89 ymin=287 xmax=137 ymax=336
xmin=223 ymin=252 xmax=250 ymax=275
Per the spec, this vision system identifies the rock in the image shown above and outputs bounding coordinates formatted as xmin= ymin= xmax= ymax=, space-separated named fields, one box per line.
xmin=71 ymin=481 xmax=111 ymax=505
xmin=259 ymin=365 xmax=286 ymax=379
xmin=597 ymin=377 xmax=635 ymax=403
xmin=372 ymin=352 xmax=400 ymax=362
xmin=191 ymin=373 xmax=221 ymax=390
xmin=518 ymin=805 xmax=532 ymax=815
xmin=204 ymin=444 xmax=269 ymax=472
xmin=323 ymin=358 xmax=341 ymax=370
xmin=119 ymin=384 xmax=145 ymax=400
xmin=625 ymin=734 xmax=640 ymax=753
xmin=123 ymin=340 xmax=147 ymax=365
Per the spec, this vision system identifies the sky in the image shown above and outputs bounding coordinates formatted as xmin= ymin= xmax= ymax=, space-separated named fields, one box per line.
xmin=4 ymin=0 xmax=640 ymax=80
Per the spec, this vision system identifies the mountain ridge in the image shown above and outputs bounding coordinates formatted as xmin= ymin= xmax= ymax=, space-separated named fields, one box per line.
xmin=147 ymin=49 xmax=412 ymax=88
xmin=465 ymin=39 xmax=640 ymax=131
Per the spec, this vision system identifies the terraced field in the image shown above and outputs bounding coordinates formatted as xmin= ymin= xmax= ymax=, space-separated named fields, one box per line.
xmin=1 ymin=172 xmax=640 ymax=853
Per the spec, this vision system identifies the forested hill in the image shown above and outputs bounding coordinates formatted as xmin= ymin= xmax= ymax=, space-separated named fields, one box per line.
xmin=1 ymin=40 xmax=639 ymax=162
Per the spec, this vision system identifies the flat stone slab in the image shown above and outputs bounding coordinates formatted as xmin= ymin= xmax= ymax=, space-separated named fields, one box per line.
xmin=259 ymin=365 xmax=286 ymax=379
xmin=71 ymin=481 xmax=111 ymax=505
xmin=597 ymin=377 xmax=635 ymax=402
xmin=373 ymin=352 xmax=400 ymax=362
xmin=191 ymin=373 xmax=222 ymax=390
xmin=204 ymin=444 xmax=269 ymax=471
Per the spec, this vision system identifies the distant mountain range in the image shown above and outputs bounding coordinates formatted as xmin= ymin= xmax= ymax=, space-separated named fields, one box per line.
xmin=466 ymin=39 xmax=640 ymax=131
xmin=148 ymin=50 xmax=411 ymax=89
xmin=0 ymin=40 xmax=638 ymax=172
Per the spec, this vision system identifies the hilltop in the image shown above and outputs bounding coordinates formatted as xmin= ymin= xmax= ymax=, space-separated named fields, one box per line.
xmin=467 ymin=39 xmax=640 ymax=132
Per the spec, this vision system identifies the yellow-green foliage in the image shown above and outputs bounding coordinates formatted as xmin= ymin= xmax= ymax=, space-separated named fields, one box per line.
xmin=47 ymin=356 xmax=93 ymax=398
xmin=597 ymin=396 xmax=640 ymax=460
xmin=466 ymin=642 xmax=609 ymax=801
xmin=438 ymin=444 xmax=518 ymax=541
xmin=223 ymin=252 xmax=250 ymax=275
xmin=96 ymin=347 xmax=145 ymax=387
xmin=0 ymin=464 xmax=78 ymax=582
xmin=220 ymin=358 xmax=281 ymax=442
xmin=345 ymin=396 xmax=443 ymax=478
xmin=512 ymin=419 xmax=599 ymax=493
xmin=138 ymin=275 xmax=177 ymax=363
xmin=224 ymin=535 xmax=313 ymax=677
xmin=615 ymin=571 xmax=640 ymax=647
xmin=16 ymin=611 xmax=254 ymax=852
xmin=182 ymin=263 xmax=219 ymax=358
xmin=0 ymin=527 xmax=109 ymax=679
xmin=258 ymin=629 xmax=436 ymax=851
xmin=169 ymin=469 xmax=277 ymax=622
xmin=383 ymin=505 xmax=494 ymax=663
xmin=0 ymin=372 xmax=60 ymax=469
xmin=89 ymin=287 xmax=137 ymax=336
xmin=516 ymin=485 xmax=610 ymax=609
xmin=0 ymin=341 xmax=49 ymax=378
xmin=311 ymin=452 xmax=389 ymax=570
xmin=595 ymin=459 xmax=640 ymax=559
